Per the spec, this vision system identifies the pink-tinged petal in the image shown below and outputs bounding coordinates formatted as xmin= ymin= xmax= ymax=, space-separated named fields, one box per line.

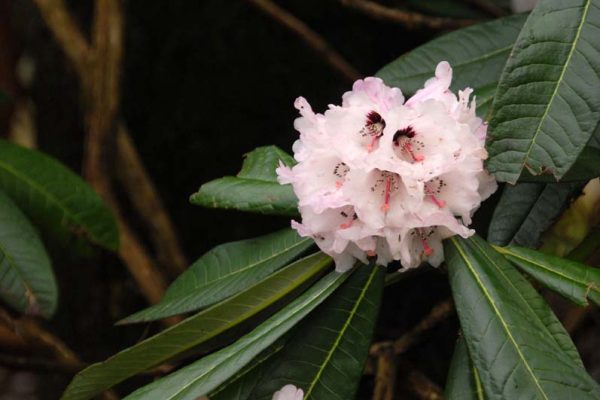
xmin=280 ymin=64 xmax=497 ymax=272
xmin=405 ymin=61 xmax=453 ymax=107
xmin=272 ymin=384 xmax=304 ymax=400
xmin=342 ymin=77 xmax=404 ymax=111
xmin=276 ymin=162 xmax=295 ymax=185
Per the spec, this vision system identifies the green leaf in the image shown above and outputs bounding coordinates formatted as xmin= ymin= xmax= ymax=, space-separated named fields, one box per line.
xmin=190 ymin=146 xmax=298 ymax=216
xmin=496 ymin=245 xmax=600 ymax=306
xmin=123 ymin=270 xmax=350 ymax=400
xmin=487 ymin=182 xmax=582 ymax=247
xmin=120 ymin=229 xmax=313 ymax=323
xmin=0 ymin=190 xmax=57 ymax=318
xmin=250 ymin=265 xmax=384 ymax=400
xmin=61 ymin=252 xmax=332 ymax=400
xmin=487 ymin=0 xmax=600 ymax=183
xmin=209 ymin=342 xmax=286 ymax=400
xmin=0 ymin=140 xmax=118 ymax=251
xmin=446 ymin=235 xmax=599 ymax=399
xmin=518 ymin=145 xmax=600 ymax=182
xmin=445 ymin=336 xmax=484 ymax=400
xmin=376 ymin=14 xmax=526 ymax=117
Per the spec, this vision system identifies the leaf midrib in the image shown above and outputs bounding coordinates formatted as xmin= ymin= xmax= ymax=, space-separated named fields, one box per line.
xmin=497 ymin=246 xmax=598 ymax=295
xmin=303 ymin=267 xmax=378 ymax=399
xmin=520 ymin=0 xmax=592 ymax=175
xmin=473 ymin=240 xmax=582 ymax=365
xmin=158 ymin=266 xmax=340 ymax=400
xmin=451 ymin=237 xmax=549 ymax=400
xmin=182 ymin=237 xmax=311 ymax=294
xmin=0 ymin=159 xmax=95 ymax=241
xmin=0 ymin=234 xmax=37 ymax=310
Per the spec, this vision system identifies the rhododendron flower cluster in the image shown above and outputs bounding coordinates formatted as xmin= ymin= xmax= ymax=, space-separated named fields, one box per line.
xmin=272 ymin=384 xmax=304 ymax=400
xmin=277 ymin=61 xmax=497 ymax=272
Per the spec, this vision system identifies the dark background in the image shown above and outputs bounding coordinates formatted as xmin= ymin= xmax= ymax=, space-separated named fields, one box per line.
xmin=2 ymin=1 xmax=598 ymax=399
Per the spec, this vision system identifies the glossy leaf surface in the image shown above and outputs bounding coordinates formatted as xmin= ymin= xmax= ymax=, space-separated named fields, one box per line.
xmin=376 ymin=15 xmax=526 ymax=117
xmin=497 ymin=245 xmax=600 ymax=306
xmin=61 ymin=252 xmax=332 ymax=400
xmin=190 ymin=146 xmax=298 ymax=215
xmin=0 ymin=140 xmax=118 ymax=251
xmin=121 ymin=229 xmax=313 ymax=323
xmin=123 ymin=270 xmax=350 ymax=400
xmin=0 ymin=190 xmax=57 ymax=318
xmin=487 ymin=0 xmax=600 ymax=182
xmin=445 ymin=336 xmax=484 ymax=400
xmin=251 ymin=265 xmax=384 ymax=400
xmin=446 ymin=235 xmax=598 ymax=399
xmin=487 ymin=182 xmax=582 ymax=247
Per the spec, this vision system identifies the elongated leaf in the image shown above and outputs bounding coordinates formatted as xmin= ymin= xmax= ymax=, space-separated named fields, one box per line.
xmin=487 ymin=0 xmax=600 ymax=183
xmin=251 ymin=265 xmax=384 ymax=400
xmin=518 ymin=146 xmax=600 ymax=182
xmin=446 ymin=235 xmax=599 ymax=399
xmin=496 ymin=245 xmax=600 ymax=306
xmin=376 ymin=14 xmax=526 ymax=117
xmin=0 ymin=140 xmax=118 ymax=251
xmin=0 ymin=190 xmax=57 ymax=318
xmin=123 ymin=270 xmax=350 ymax=400
xmin=487 ymin=182 xmax=582 ymax=247
xmin=61 ymin=252 xmax=332 ymax=400
xmin=190 ymin=146 xmax=298 ymax=216
xmin=209 ymin=342 xmax=286 ymax=400
xmin=121 ymin=229 xmax=313 ymax=323
xmin=445 ymin=336 xmax=484 ymax=400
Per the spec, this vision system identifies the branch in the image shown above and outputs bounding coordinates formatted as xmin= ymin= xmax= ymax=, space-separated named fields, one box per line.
xmin=339 ymin=0 xmax=478 ymax=30
xmin=247 ymin=0 xmax=361 ymax=82
xmin=400 ymin=361 xmax=444 ymax=400
xmin=115 ymin=125 xmax=188 ymax=275
xmin=370 ymin=298 xmax=454 ymax=356
xmin=0 ymin=308 xmax=118 ymax=400
xmin=31 ymin=0 xmax=91 ymax=78
xmin=32 ymin=0 xmax=188 ymax=303
xmin=372 ymin=347 xmax=396 ymax=400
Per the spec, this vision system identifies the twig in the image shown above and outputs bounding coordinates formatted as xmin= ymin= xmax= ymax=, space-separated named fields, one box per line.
xmin=339 ymin=0 xmax=478 ymax=30
xmin=400 ymin=361 xmax=443 ymax=400
xmin=116 ymin=125 xmax=188 ymax=275
xmin=0 ymin=308 xmax=118 ymax=400
xmin=247 ymin=0 xmax=361 ymax=82
xmin=31 ymin=0 xmax=91 ymax=78
xmin=32 ymin=0 xmax=188 ymax=304
xmin=372 ymin=347 xmax=396 ymax=400
xmin=370 ymin=298 xmax=454 ymax=356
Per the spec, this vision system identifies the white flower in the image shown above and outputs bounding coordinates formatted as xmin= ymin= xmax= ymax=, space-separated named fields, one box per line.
xmin=272 ymin=384 xmax=304 ymax=400
xmin=277 ymin=61 xmax=497 ymax=271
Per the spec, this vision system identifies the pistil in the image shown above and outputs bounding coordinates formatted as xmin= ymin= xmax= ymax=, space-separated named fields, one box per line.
xmin=381 ymin=175 xmax=392 ymax=212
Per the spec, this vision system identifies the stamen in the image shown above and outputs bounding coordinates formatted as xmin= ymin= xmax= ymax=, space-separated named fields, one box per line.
xmin=430 ymin=195 xmax=446 ymax=208
xmin=393 ymin=127 xmax=424 ymax=162
xmin=366 ymin=250 xmax=377 ymax=257
xmin=361 ymin=111 xmax=386 ymax=151
xmin=425 ymin=178 xmax=447 ymax=208
xmin=381 ymin=176 xmax=392 ymax=212
xmin=421 ymin=238 xmax=434 ymax=256
xmin=367 ymin=136 xmax=379 ymax=153
xmin=403 ymin=142 xmax=424 ymax=162
xmin=340 ymin=211 xmax=357 ymax=229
